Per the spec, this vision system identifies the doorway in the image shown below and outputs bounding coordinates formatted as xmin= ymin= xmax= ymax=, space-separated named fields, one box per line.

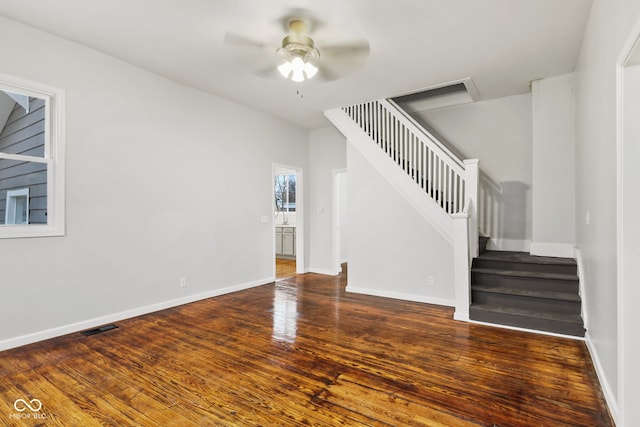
xmin=274 ymin=165 xmax=304 ymax=279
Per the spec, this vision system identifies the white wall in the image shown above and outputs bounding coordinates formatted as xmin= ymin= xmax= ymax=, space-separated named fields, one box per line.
xmin=308 ymin=126 xmax=346 ymax=274
xmin=347 ymin=142 xmax=454 ymax=305
xmin=531 ymin=73 xmax=576 ymax=257
xmin=621 ymin=63 xmax=640 ymax=427
xmin=414 ymin=94 xmax=533 ymax=251
xmin=0 ymin=17 xmax=309 ymax=348
xmin=574 ymin=0 xmax=640 ymax=423
xmin=337 ymin=171 xmax=348 ymax=263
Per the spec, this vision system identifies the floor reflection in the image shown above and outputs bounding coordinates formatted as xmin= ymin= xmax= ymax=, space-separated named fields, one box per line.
xmin=272 ymin=282 xmax=298 ymax=343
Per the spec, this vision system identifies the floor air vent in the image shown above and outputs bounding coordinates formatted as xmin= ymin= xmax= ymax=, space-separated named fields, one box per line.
xmin=81 ymin=324 xmax=119 ymax=336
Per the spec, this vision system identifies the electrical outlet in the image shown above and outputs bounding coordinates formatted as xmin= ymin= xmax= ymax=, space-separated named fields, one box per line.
xmin=584 ymin=211 xmax=590 ymax=225
xmin=179 ymin=277 xmax=187 ymax=288
xmin=426 ymin=276 xmax=435 ymax=286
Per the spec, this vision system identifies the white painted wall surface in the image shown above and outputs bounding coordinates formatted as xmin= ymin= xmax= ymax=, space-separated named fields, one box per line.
xmin=308 ymin=127 xmax=346 ymax=275
xmin=574 ymin=0 xmax=640 ymax=423
xmin=620 ymin=63 xmax=640 ymax=427
xmin=346 ymin=142 xmax=454 ymax=306
xmin=0 ymin=16 xmax=309 ymax=348
xmin=414 ymin=94 xmax=533 ymax=251
xmin=337 ymin=172 xmax=348 ymax=263
xmin=531 ymin=73 xmax=576 ymax=257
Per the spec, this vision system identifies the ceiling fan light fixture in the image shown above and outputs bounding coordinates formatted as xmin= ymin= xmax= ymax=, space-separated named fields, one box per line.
xmin=276 ymin=21 xmax=320 ymax=82
xmin=277 ymin=61 xmax=293 ymax=78
xmin=304 ymin=61 xmax=318 ymax=79
xmin=277 ymin=54 xmax=318 ymax=82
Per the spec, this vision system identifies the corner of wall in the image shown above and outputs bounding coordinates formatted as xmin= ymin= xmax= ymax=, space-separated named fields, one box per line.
xmin=530 ymin=242 xmax=576 ymax=258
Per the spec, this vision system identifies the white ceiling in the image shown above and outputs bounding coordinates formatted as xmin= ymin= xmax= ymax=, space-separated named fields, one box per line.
xmin=0 ymin=0 xmax=593 ymax=129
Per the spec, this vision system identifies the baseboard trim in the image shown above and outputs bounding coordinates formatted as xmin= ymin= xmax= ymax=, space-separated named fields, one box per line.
xmin=467 ymin=318 xmax=585 ymax=340
xmin=346 ymin=285 xmax=454 ymax=307
xmin=530 ymin=242 xmax=575 ymax=258
xmin=486 ymin=238 xmax=531 ymax=252
xmin=0 ymin=277 xmax=274 ymax=352
xmin=574 ymin=248 xmax=589 ymax=330
xmin=453 ymin=312 xmax=470 ymax=322
xmin=308 ymin=267 xmax=340 ymax=276
xmin=585 ymin=331 xmax=619 ymax=424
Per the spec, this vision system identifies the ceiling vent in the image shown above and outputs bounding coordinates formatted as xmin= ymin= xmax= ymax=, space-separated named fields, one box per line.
xmin=392 ymin=78 xmax=479 ymax=113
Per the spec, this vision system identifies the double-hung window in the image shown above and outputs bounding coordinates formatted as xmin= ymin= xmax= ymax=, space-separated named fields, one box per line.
xmin=0 ymin=74 xmax=65 ymax=238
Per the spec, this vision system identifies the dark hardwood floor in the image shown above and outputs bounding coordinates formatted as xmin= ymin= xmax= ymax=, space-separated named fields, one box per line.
xmin=276 ymin=258 xmax=297 ymax=279
xmin=0 ymin=267 xmax=613 ymax=426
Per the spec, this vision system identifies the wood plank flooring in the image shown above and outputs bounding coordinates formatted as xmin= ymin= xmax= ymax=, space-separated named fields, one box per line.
xmin=0 ymin=268 xmax=613 ymax=426
xmin=276 ymin=258 xmax=297 ymax=279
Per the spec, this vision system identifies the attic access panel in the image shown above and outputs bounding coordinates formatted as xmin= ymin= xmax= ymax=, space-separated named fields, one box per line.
xmin=392 ymin=79 xmax=478 ymax=112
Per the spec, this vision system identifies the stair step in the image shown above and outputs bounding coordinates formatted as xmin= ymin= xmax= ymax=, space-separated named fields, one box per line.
xmin=472 ymin=268 xmax=578 ymax=281
xmin=478 ymin=235 xmax=490 ymax=255
xmin=473 ymin=251 xmax=577 ymax=275
xmin=472 ymin=268 xmax=579 ymax=293
xmin=478 ymin=250 xmax=576 ymax=265
xmin=469 ymin=303 xmax=586 ymax=337
xmin=471 ymin=284 xmax=581 ymax=302
xmin=472 ymin=287 xmax=581 ymax=314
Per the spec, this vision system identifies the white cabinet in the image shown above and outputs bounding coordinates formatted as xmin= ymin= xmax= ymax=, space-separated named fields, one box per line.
xmin=275 ymin=226 xmax=295 ymax=258
xmin=275 ymin=228 xmax=283 ymax=254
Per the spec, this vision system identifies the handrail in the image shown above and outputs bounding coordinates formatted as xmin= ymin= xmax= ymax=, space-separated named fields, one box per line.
xmin=383 ymin=98 xmax=465 ymax=170
xmin=330 ymin=98 xmax=480 ymax=319
xmin=342 ymin=100 xmax=469 ymax=215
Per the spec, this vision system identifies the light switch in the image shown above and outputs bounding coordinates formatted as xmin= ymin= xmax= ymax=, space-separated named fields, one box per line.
xmin=316 ymin=208 xmax=324 ymax=214
xmin=260 ymin=216 xmax=269 ymax=224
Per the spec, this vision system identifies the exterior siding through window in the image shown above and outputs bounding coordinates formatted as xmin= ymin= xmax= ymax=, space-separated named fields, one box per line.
xmin=0 ymin=97 xmax=47 ymax=224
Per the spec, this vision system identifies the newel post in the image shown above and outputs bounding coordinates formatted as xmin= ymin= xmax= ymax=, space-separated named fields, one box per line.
xmin=463 ymin=159 xmax=480 ymax=259
xmin=452 ymin=212 xmax=470 ymax=321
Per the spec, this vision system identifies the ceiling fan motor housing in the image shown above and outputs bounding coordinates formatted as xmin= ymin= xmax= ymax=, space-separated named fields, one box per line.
xmin=279 ymin=33 xmax=319 ymax=61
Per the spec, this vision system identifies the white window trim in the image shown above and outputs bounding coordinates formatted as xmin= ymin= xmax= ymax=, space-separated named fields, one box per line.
xmin=5 ymin=188 xmax=29 ymax=225
xmin=0 ymin=73 xmax=65 ymax=238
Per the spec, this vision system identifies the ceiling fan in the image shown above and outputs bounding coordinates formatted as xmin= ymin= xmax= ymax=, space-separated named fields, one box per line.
xmin=223 ymin=14 xmax=370 ymax=83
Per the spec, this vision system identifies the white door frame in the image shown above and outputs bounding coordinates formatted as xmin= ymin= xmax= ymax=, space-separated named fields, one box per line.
xmin=615 ymin=13 xmax=640 ymax=426
xmin=273 ymin=163 xmax=305 ymax=275
xmin=332 ymin=169 xmax=347 ymax=275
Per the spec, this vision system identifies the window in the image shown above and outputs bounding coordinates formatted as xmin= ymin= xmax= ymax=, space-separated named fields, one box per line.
xmin=275 ymin=173 xmax=296 ymax=213
xmin=5 ymin=188 xmax=29 ymax=224
xmin=0 ymin=74 xmax=65 ymax=238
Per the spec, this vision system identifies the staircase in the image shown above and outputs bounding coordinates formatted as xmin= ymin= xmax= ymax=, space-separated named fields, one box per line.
xmin=325 ymin=98 xmax=586 ymax=337
xmin=470 ymin=244 xmax=585 ymax=337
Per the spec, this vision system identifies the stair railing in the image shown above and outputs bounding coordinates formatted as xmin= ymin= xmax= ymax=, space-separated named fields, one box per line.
xmin=329 ymin=98 xmax=479 ymax=321
xmin=342 ymin=99 xmax=475 ymax=218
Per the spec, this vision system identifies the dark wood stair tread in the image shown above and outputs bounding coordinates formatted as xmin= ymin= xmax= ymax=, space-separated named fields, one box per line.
xmin=478 ymin=250 xmax=577 ymax=266
xmin=472 ymin=267 xmax=578 ymax=282
xmin=471 ymin=284 xmax=581 ymax=302
xmin=470 ymin=247 xmax=585 ymax=336
xmin=471 ymin=303 xmax=583 ymax=322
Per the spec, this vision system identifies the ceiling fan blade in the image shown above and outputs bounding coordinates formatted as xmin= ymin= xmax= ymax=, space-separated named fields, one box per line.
xmin=223 ymin=32 xmax=280 ymax=75
xmin=320 ymin=40 xmax=370 ymax=61
xmin=315 ymin=64 xmax=341 ymax=82
xmin=255 ymin=65 xmax=280 ymax=79
xmin=223 ymin=32 xmax=274 ymax=51
xmin=315 ymin=40 xmax=370 ymax=80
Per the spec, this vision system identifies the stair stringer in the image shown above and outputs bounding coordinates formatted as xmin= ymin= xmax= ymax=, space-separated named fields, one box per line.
xmin=325 ymin=107 xmax=454 ymax=245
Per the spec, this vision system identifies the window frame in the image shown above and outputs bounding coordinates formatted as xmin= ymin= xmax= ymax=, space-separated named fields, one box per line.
xmin=275 ymin=173 xmax=296 ymax=213
xmin=5 ymin=188 xmax=30 ymax=225
xmin=0 ymin=73 xmax=65 ymax=238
